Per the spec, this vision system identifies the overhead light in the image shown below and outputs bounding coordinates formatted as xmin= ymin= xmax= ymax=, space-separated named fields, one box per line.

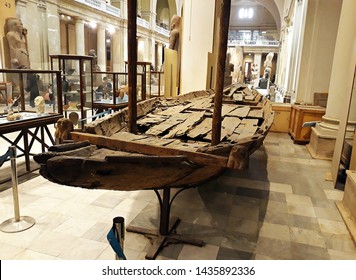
xmin=239 ymin=8 xmax=254 ymax=19
xmin=67 ymin=16 xmax=71 ymax=20
xmin=60 ymin=14 xmax=65 ymax=18
xmin=248 ymin=53 xmax=252 ymax=56
xmin=262 ymin=31 xmax=267 ymax=34
xmin=89 ymin=21 xmax=97 ymax=29
xmin=106 ymin=39 xmax=111 ymax=43
xmin=107 ymin=26 xmax=115 ymax=34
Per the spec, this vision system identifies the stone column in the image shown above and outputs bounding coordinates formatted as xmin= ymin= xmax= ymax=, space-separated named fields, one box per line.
xmin=97 ymin=24 xmax=106 ymax=71
xmin=307 ymin=0 xmax=356 ymax=159
xmin=75 ymin=19 xmax=85 ymax=55
xmin=112 ymin=28 xmax=124 ymax=72
xmin=46 ymin=0 xmax=60 ymax=56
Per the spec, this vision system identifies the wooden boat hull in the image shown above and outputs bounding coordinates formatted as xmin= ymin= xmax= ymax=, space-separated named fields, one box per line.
xmin=34 ymin=88 xmax=274 ymax=191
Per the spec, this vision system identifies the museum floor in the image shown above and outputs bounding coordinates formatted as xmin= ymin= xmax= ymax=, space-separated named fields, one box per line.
xmin=0 ymin=132 xmax=355 ymax=260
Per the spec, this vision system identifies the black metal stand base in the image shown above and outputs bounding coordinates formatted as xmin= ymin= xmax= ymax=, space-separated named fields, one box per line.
xmin=126 ymin=188 xmax=204 ymax=260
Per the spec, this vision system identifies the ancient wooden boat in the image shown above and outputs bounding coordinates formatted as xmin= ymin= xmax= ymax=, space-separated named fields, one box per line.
xmin=34 ymin=88 xmax=274 ymax=191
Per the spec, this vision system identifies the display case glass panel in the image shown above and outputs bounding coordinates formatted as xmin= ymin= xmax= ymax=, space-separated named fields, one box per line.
xmin=0 ymin=69 xmax=62 ymax=124
xmin=50 ymin=54 xmax=93 ymax=129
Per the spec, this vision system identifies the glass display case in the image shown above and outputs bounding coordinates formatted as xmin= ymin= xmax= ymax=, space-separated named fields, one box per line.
xmin=0 ymin=68 xmax=63 ymax=117
xmin=92 ymin=71 xmax=129 ymax=111
xmin=0 ymin=68 xmax=63 ymax=174
xmin=50 ymin=54 xmax=93 ymax=129
xmin=124 ymin=61 xmax=151 ymax=101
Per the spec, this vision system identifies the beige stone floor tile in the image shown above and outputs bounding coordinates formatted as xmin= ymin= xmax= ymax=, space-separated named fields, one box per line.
xmin=58 ymin=238 xmax=108 ymax=260
xmin=323 ymin=189 xmax=344 ymax=201
xmin=124 ymin=232 xmax=151 ymax=252
xmin=0 ymin=226 xmax=43 ymax=248
xmin=28 ymin=230 xmax=81 ymax=257
xmin=50 ymin=200 xmax=86 ymax=216
xmin=13 ymin=249 xmax=59 ymax=260
xmin=24 ymin=196 xmax=64 ymax=212
xmin=31 ymin=211 xmax=71 ymax=231
xmin=71 ymin=204 xmax=113 ymax=220
xmin=328 ymin=249 xmax=356 ymax=260
xmin=102 ymin=208 xmax=140 ymax=225
xmin=314 ymin=206 xmax=342 ymax=221
xmin=218 ymin=176 xmax=267 ymax=190
xmin=318 ymin=219 xmax=350 ymax=235
xmin=0 ymin=242 xmax=25 ymax=259
xmin=259 ymin=222 xmax=291 ymax=241
xmin=286 ymin=193 xmax=314 ymax=207
xmin=287 ymin=204 xmax=316 ymax=218
xmin=289 ymin=227 xmax=326 ymax=248
xmin=54 ymin=217 xmax=98 ymax=237
xmin=114 ymin=198 xmax=150 ymax=215
xmin=269 ymin=182 xmax=293 ymax=194
xmin=81 ymin=222 xmax=111 ymax=243
xmin=265 ymin=200 xmax=288 ymax=214
xmin=178 ymin=244 xmax=219 ymax=260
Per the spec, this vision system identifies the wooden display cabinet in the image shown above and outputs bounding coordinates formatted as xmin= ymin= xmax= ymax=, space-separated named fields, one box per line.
xmin=289 ymin=104 xmax=326 ymax=143
xmin=50 ymin=54 xmax=93 ymax=128
xmin=270 ymin=103 xmax=291 ymax=133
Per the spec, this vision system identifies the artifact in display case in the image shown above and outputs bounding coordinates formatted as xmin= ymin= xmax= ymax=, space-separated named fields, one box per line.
xmin=0 ymin=68 xmax=63 ymax=122
xmin=50 ymin=54 xmax=93 ymax=128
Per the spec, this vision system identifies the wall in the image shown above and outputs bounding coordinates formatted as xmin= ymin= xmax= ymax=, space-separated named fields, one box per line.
xmin=296 ymin=0 xmax=342 ymax=104
xmin=180 ymin=0 xmax=215 ymax=94
xmin=0 ymin=0 xmax=16 ymax=70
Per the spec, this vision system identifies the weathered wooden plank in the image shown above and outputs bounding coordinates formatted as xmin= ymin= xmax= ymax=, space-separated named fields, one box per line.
xmin=187 ymin=118 xmax=212 ymax=138
xmin=248 ymin=109 xmax=263 ymax=119
xmin=222 ymin=116 xmax=241 ymax=136
xmin=227 ymin=106 xmax=250 ymax=118
xmin=157 ymin=104 xmax=192 ymax=116
xmin=221 ymin=104 xmax=237 ymax=117
xmin=145 ymin=113 xmax=189 ymax=136
xmin=166 ymin=141 xmax=209 ymax=152
xmin=111 ymin=131 xmax=149 ymax=142
xmin=137 ymin=114 xmax=168 ymax=126
xmin=233 ymin=93 xmax=243 ymax=102
xmin=70 ymin=132 xmax=229 ymax=167
xmin=228 ymin=119 xmax=258 ymax=142
xmin=189 ymin=97 xmax=213 ymax=110
xmin=164 ymin=111 xmax=206 ymax=138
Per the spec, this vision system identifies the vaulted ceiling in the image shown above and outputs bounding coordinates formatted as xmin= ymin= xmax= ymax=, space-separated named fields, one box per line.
xmin=230 ymin=0 xmax=283 ymax=31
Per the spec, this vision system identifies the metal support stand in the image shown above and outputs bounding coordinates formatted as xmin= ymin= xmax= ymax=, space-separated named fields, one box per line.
xmin=114 ymin=217 xmax=125 ymax=260
xmin=126 ymin=187 xmax=204 ymax=260
xmin=0 ymin=146 xmax=36 ymax=233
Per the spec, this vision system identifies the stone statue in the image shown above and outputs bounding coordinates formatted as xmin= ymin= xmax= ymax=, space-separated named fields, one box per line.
xmin=263 ymin=52 xmax=274 ymax=80
xmin=88 ymin=49 xmax=101 ymax=72
xmin=34 ymin=96 xmax=45 ymax=114
xmin=231 ymin=47 xmax=243 ymax=84
xmin=169 ymin=15 xmax=181 ymax=51
xmin=55 ymin=118 xmax=74 ymax=143
xmin=5 ymin=17 xmax=30 ymax=69
xmin=169 ymin=15 xmax=181 ymax=88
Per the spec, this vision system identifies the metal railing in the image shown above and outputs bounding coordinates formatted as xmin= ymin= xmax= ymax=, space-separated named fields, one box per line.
xmin=75 ymin=0 xmax=121 ymax=17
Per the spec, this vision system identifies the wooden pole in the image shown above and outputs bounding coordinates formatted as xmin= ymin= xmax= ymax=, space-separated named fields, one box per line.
xmin=211 ymin=0 xmax=231 ymax=146
xmin=127 ymin=0 xmax=137 ymax=134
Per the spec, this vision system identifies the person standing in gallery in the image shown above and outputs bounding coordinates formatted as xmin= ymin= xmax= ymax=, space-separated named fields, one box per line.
xmin=26 ymin=73 xmax=39 ymax=108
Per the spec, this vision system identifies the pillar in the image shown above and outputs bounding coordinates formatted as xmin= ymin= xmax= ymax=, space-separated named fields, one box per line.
xmin=307 ymin=0 xmax=356 ymax=159
xmin=75 ymin=19 xmax=85 ymax=55
xmin=46 ymin=0 xmax=61 ymax=56
xmin=97 ymin=24 xmax=106 ymax=71
xmin=112 ymin=28 xmax=125 ymax=72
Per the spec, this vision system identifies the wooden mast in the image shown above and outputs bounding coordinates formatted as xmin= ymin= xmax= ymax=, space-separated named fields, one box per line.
xmin=211 ymin=0 xmax=231 ymax=146
xmin=127 ymin=0 xmax=138 ymax=134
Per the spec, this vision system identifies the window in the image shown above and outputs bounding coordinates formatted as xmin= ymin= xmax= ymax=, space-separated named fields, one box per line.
xmin=239 ymin=8 xmax=254 ymax=19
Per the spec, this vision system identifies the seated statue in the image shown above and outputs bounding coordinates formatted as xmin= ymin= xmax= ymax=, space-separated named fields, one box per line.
xmin=55 ymin=118 xmax=74 ymax=143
